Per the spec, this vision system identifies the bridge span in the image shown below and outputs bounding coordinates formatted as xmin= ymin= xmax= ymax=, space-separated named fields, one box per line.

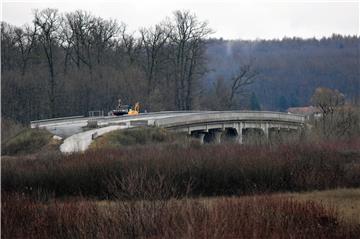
xmin=154 ymin=111 xmax=305 ymax=144
xmin=30 ymin=111 xmax=305 ymax=153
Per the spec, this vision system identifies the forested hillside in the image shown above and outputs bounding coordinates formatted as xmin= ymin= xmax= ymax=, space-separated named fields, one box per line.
xmin=205 ymin=36 xmax=359 ymax=111
xmin=2 ymin=8 xmax=359 ymax=123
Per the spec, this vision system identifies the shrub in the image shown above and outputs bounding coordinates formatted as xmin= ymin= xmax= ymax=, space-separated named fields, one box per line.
xmin=1 ymin=118 xmax=25 ymax=143
xmin=1 ymin=128 xmax=53 ymax=155
xmin=90 ymin=127 xmax=188 ymax=149
xmin=2 ymin=141 xmax=360 ymax=199
xmin=2 ymin=193 xmax=359 ymax=239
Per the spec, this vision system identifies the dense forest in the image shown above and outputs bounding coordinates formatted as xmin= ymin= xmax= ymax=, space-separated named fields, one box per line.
xmin=205 ymin=36 xmax=359 ymax=111
xmin=2 ymin=8 xmax=359 ymax=123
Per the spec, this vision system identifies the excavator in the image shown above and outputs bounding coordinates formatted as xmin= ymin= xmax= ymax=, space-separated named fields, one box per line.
xmin=110 ymin=99 xmax=140 ymax=116
xmin=128 ymin=102 xmax=140 ymax=115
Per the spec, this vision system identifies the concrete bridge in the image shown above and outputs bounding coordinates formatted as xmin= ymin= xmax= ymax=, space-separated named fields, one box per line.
xmin=31 ymin=111 xmax=305 ymax=153
xmin=153 ymin=111 xmax=305 ymax=144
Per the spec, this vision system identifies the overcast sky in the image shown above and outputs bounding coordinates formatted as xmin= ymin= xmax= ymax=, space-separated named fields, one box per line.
xmin=2 ymin=0 xmax=359 ymax=40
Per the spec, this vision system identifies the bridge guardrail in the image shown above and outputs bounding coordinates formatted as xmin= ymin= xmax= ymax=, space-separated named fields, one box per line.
xmin=29 ymin=111 xmax=207 ymax=126
xmin=31 ymin=115 xmax=84 ymax=124
xmin=154 ymin=111 xmax=305 ymax=128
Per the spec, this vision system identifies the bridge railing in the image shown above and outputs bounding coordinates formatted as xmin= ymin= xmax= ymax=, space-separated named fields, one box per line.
xmin=154 ymin=111 xmax=305 ymax=128
xmin=30 ymin=115 xmax=85 ymax=128
xmin=30 ymin=111 xmax=201 ymax=125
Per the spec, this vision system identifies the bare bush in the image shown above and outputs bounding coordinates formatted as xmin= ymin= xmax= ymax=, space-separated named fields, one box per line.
xmin=2 ymin=141 xmax=360 ymax=199
xmin=2 ymin=193 xmax=359 ymax=238
xmin=311 ymin=87 xmax=360 ymax=139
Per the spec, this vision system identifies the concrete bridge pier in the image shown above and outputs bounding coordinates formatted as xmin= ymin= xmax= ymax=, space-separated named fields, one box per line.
xmin=212 ymin=130 xmax=223 ymax=144
xmin=235 ymin=124 xmax=244 ymax=144
xmin=237 ymin=130 xmax=243 ymax=144
xmin=201 ymin=129 xmax=224 ymax=144
xmin=193 ymin=132 xmax=206 ymax=144
xmin=261 ymin=123 xmax=270 ymax=140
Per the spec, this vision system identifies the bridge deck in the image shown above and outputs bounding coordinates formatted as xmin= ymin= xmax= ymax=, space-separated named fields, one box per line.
xmin=33 ymin=111 xmax=305 ymax=154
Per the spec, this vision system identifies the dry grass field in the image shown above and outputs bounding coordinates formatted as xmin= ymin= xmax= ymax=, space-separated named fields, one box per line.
xmin=2 ymin=189 xmax=360 ymax=239
xmin=2 ymin=136 xmax=360 ymax=238
xmin=286 ymin=188 xmax=360 ymax=225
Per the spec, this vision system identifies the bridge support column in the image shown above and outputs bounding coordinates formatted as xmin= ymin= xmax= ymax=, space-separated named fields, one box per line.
xmin=213 ymin=131 xmax=222 ymax=144
xmin=261 ymin=123 xmax=269 ymax=140
xmin=237 ymin=124 xmax=244 ymax=144
xmin=193 ymin=132 xmax=206 ymax=144
xmin=297 ymin=126 xmax=304 ymax=140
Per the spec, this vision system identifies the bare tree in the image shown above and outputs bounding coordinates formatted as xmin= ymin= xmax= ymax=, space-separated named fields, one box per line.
xmin=91 ymin=17 xmax=119 ymax=65
xmin=227 ymin=63 xmax=257 ymax=108
xmin=311 ymin=87 xmax=346 ymax=137
xmin=58 ymin=15 xmax=74 ymax=74
xmin=34 ymin=8 xmax=61 ymax=117
xmin=13 ymin=23 xmax=37 ymax=75
xmin=64 ymin=10 xmax=95 ymax=70
xmin=118 ymin=25 xmax=140 ymax=65
xmin=311 ymin=87 xmax=345 ymax=117
xmin=140 ymin=23 xmax=170 ymax=97
xmin=1 ymin=22 xmax=17 ymax=72
xmin=170 ymin=10 xmax=213 ymax=110
xmin=65 ymin=11 xmax=120 ymax=69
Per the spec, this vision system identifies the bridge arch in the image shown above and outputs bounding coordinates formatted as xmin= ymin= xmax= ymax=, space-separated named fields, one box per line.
xmin=154 ymin=111 xmax=305 ymax=144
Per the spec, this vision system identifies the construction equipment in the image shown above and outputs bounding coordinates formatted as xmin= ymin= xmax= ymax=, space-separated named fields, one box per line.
xmin=109 ymin=99 xmax=140 ymax=116
xmin=128 ymin=102 xmax=140 ymax=115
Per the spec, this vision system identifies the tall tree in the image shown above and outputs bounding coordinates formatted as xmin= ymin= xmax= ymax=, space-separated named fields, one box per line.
xmin=118 ymin=24 xmax=140 ymax=65
xmin=13 ymin=23 xmax=37 ymax=75
xmin=1 ymin=22 xmax=17 ymax=72
xmin=227 ymin=63 xmax=257 ymax=109
xmin=64 ymin=10 xmax=95 ymax=70
xmin=34 ymin=8 xmax=61 ymax=117
xmin=170 ymin=10 xmax=212 ymax=110
xmin=311 ymin=87 xmax=345 ymax=137
xmin=140 ymin=23 xmax=170 ymax=98
xmin=91 ymin=17 xmax=119 ymax=65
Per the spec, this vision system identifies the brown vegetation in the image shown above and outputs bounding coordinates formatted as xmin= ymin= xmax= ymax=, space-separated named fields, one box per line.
xmin=2 ymin=140 xmax=360 ymax=199
xmin=1 ymin=128 xmax=54 ymax=156
xmin=2 ymin=139 xmax=360 ymax=238
xmin=1 ymin=118 xmax=25 ymax=143
xmin=2 ymin=193 xmax=359 ymax=239
xmin=287 ymin=188 xmax=360 ymax=226
xmin=310 ymin=87 xmax=360 ymax=139
xmin=90 ymin=127 xmax=188 ymax=149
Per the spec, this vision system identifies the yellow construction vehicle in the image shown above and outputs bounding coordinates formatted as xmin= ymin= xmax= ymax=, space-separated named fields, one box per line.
xmin=128 ymin=102 xmax=140 ymax=115
xmin=110 ymin=99 xmax=140 ymax=116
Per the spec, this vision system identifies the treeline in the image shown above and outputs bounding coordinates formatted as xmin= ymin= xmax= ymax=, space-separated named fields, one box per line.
xmin=2 ymin=8 xmax=359 ymax=123
xmin=1 ymin=9 xmax=212 ymax=122
xmin=205 ymin=35 xmax=359 ymax=111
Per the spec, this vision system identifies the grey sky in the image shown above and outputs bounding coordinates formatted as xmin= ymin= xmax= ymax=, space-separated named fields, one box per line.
xmin=2 ymin=0 xmax=359 ymax=40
